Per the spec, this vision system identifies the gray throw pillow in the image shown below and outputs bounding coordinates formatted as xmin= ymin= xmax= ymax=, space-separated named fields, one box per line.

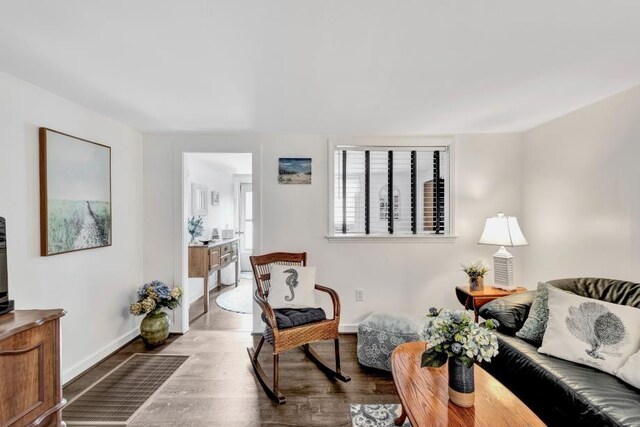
xmin=516 ymin=282 xmax=550 ymax=345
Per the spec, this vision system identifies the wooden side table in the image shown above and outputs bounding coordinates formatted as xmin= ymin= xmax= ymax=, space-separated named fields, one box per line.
xmin=455 ymin=285 xmax=527 ymax=322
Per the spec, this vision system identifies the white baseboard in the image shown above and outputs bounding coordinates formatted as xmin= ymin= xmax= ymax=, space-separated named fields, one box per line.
xmin=62 ymin=328 xmax=140 ymax=385
xmin=339 ymin=324 xmax=358 ymax=333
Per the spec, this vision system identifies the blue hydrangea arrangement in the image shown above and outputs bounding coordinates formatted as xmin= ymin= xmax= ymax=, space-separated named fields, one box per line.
xmin=421 ymin=308 xmax=499 ymax=368
xmin=187 ymin=216 xmax=204 ymax=243
xmin=130 ymin=280 xmax=182 ymax=316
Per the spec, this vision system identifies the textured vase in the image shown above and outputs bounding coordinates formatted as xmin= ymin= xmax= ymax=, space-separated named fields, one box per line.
xmin=469 ymin=276 xmax=484 ymax=292
xmin=448 ymin=357 xmax=475 ymax=407
xmin=140 ymin=310 xmax=170 ymax=348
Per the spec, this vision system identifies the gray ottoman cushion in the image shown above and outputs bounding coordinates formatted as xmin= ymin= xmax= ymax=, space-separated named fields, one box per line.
xmin=357 ymin=312 xmax=426 ymax=371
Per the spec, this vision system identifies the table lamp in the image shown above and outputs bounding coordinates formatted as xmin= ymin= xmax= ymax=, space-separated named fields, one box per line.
xmin=478 ymin=212 xmax=528 ymax=290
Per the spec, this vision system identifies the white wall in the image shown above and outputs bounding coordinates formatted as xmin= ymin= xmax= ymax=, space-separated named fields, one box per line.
xmin=0 ymin=72 xmax=143 ymax=383
xmin=185 ymin=155 xmax=237 ymax=303
xmin=522 ymin=86 xmax=640 ymax=284
xmin=143 ymin=132 xmax=524 ymax=333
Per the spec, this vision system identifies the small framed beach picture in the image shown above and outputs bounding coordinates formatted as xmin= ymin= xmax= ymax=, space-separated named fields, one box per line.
xmin=39 ymin=128 xmax=112 ymax=256
xmin=278 ymin=158 xmax=312 ymax=184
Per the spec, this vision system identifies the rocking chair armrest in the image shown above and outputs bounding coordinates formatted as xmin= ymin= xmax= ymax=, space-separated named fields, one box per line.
xmin=315 ymin=284 xmax=341 ymax=318
xmin=254 ymin=290 xmax=278 ymax=330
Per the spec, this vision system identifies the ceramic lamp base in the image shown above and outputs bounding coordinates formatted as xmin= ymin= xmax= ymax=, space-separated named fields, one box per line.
xmin=493 ymin=246 xmax=515 ymax=286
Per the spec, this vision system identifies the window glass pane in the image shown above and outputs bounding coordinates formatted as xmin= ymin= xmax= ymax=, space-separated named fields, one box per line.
xmin=334 ymin=150 xmax=366 ymax=234
xmin=244 ymin=221 xmax=253 ymax=250
xmin=245 ymin=191 xmax=253 ymax=221
xmin=392 ymin=150 xmax=411 ymax=235
xmin=368 ymin=151 xmax=388 ymax=234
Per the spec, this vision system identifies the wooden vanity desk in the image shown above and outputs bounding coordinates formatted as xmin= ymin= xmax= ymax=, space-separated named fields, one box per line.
xmin=188 ymin=238 xmax=239 ymax=313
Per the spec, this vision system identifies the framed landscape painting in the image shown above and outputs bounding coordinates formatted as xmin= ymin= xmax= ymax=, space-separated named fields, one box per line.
xmin=278 ymin=158 xmax=312 ymax=184
xmin=39 ymin=128 xmax=112 ymax=256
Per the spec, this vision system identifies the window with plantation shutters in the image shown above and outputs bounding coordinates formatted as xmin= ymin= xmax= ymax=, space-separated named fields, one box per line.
xmin=330 ymin=143 xmax=451 ymax=238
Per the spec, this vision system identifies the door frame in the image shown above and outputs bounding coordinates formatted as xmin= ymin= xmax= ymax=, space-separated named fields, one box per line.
xmin=172 ymin=143 xmax=261 ymax=334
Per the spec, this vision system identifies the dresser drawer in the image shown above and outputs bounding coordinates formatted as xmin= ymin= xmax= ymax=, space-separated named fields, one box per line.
xmin=220 ymin=253 xmax=232 ymax=269
xmin=0 ymin=321 xmax=57 ymax=427
xmin=220 ymin=243 xmax=232 ymax=256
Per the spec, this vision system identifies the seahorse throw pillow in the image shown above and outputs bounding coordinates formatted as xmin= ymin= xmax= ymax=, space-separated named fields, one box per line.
xmin=538 ymin=287 xmax=640 ymax=375
xmin=268 ymin=265 xmax=317 ymax=309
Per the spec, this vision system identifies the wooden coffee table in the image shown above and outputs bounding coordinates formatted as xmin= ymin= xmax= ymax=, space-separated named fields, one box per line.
xmin=391 ymin=342 xmax=544 ymax=427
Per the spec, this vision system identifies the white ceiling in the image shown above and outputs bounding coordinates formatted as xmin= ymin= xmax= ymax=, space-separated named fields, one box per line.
xmin=1 ymin=1 xmax=639 ymax=134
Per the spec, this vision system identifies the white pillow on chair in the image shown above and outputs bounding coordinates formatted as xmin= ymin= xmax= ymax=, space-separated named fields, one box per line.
xmin=268 ymin=264 xmax=317 ymax=309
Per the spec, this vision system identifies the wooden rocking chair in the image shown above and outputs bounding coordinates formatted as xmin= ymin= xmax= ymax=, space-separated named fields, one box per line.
xmin=247 ymin=252 xmax=351 ymax=404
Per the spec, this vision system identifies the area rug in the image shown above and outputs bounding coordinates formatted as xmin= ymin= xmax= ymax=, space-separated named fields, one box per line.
xmin=350 ymin=404 xmax=411 ymax=427
xmin=215 ymin=283 xmax=252 ymax=314
xmin=63 ymin=354 xmax=190 ymax=425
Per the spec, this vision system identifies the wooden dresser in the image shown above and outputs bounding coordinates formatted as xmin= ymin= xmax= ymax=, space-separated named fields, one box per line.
xmin=188 ymin=238 xmax=239 ymax=313
xmin=0 ymin=309 xmax=66 ymax=427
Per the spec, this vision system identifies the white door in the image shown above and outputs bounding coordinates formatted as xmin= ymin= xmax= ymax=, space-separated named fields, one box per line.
xmin=239 ymin=183 xmax=253 ymax=272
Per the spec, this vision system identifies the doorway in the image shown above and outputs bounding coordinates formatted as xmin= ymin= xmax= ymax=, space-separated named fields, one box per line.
xmin=182 ymin=152 xmax=253 ymax=332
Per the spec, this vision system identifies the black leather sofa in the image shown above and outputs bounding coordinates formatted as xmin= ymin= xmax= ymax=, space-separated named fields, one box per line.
xmin=479 ymin=278 xmax=640 ymax=427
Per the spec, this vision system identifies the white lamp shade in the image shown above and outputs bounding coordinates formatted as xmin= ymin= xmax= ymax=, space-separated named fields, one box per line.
xmin=478 ymin=212 xmax=528 ymax=247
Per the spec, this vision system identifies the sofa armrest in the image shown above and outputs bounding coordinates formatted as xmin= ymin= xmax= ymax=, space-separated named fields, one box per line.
xmin=479 ymin=291 xmax=535 ymax=335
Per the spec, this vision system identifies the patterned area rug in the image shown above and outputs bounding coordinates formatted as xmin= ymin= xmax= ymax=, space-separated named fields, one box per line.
xmin=215 ymin=283 xmax=252 ymax=314
xmin=350 ymin=404 xmax=411 ymax=427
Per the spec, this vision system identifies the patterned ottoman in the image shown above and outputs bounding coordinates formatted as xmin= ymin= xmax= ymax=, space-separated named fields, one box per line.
xmin=357 ymin=312 xmax=427 ymax=371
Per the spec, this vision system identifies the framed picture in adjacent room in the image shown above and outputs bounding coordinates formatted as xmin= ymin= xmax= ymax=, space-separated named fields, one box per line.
xmin=39 ymin=128 xmax=112 ymax=256
xmin=278 ymin=158 xmax=312 ymax=184
xmin=210 ymin=191 xmax=220 ymax=206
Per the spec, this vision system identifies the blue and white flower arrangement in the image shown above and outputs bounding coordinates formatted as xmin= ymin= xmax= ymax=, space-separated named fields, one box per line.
xmin=421 ymin=308 xmax=499 ymax=368
xmin=187 ymin=216 xmax=204 ymax=243
xmin=129 ymin=280 xmax=182 ymax=316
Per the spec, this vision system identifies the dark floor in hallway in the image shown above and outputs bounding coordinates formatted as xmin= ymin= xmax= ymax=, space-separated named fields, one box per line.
xmin=62 ymin=281 xmax=400 ymax=426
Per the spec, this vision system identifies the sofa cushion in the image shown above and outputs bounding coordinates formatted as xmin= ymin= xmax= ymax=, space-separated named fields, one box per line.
xmin=482 ymin=331 xmax=640 ymax=427
xmin=547 ymin=277 xmax=640 ymax=307
xmin=618 ymin=349 xmax=640 ymax=390
xmin=539 ymin=287 xmax=640 ymax=376
xmin=516 ymin=282 xmax=551 ymax=344
xmin=477 ymin=290 xmax=534 ymax=335
xmin=262 ymin=307 xmax=327 ymax=329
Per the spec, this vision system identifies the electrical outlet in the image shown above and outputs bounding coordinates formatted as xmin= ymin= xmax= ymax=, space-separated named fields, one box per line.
xmin=355 ymin=289 xmax=364 ymax=301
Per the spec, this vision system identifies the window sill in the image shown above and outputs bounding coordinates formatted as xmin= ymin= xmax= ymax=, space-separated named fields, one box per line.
xmin=325 ymin=234 xmax=458 ymax=243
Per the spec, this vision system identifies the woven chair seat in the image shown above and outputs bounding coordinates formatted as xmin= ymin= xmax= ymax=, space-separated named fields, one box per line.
xmin=261 ymin=307 xmax=327 ymax=330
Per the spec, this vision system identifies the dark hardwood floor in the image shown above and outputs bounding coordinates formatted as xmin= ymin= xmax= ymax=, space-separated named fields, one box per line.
xmin=62 ymin=280 xmax=400 ymax=426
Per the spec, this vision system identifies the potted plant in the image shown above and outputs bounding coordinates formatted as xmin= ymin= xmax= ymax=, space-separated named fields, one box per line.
xmin=187 ymin=216 xmax=204 ymax=245
xmin=130 ymin=281 xmax=182 ymax=348
xmin=461 ymin=260 xmax=490 ymax=291
xmin=421 ymin=309 xmax=499 ymax=407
